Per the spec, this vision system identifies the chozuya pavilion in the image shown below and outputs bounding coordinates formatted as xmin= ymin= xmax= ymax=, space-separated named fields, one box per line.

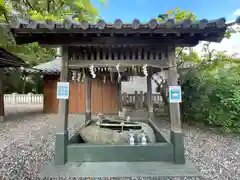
xmin=9 ymin=13 xmax=240 ymax=179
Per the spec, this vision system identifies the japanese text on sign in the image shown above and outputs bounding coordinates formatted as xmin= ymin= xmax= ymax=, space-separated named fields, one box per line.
xmin=57 ymin=82 xmax=69 ymax=99
xmin=169 ymin=86 xmax=182 ymax=103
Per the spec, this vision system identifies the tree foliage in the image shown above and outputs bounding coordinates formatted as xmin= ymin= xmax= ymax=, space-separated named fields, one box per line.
xmin=157 ymin=8 xmax=196 ymax=21
xmin=181 ymin=54 xmax=240 ymax=132
xmin=0 ymin=0 xmax=104 ymax=93
xmin=0 ymin=0 xmax=105 ymax=63
xmin=154 ymin=8 xmax=240 ymax=132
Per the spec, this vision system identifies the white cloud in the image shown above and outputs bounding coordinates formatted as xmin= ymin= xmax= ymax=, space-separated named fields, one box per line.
xmin=194 ymin=9 xmax=240 ymax=58
xmin=194 ymin=32 xmax=240 ymax=57
xmin=234 ymin=9 xmax=240 ymax=16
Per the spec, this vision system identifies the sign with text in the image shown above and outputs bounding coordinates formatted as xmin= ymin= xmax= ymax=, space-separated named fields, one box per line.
xmin=57 ymin=82 xmax=69 ymax=100
xmin=169 ymin=86 xmax=182 ymax=103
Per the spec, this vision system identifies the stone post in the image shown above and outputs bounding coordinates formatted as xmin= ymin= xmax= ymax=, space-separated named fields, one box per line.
xmin=28 ymin=93 xmax=32 ymax=104
xmin=12 ymin=93 xmax=17 ymax=104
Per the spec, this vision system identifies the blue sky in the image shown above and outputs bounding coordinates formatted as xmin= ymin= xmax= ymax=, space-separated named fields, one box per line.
xmin=92 ymin=0 xmax=240 ymax=57
xmin=93 ymin=0 xmax=240 ymax=22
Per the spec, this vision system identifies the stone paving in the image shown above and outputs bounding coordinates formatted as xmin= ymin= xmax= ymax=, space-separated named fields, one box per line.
xmin=0 ymin=104 xmax=239 ymax=180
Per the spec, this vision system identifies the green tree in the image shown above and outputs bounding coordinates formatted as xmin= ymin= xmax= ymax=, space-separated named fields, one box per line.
xmin=154 ymin=8 xmax=240 ymax=132
xmin=1 ymin=0 xmax=105 ymax=64
xmin=157 ymin=8 xmax=196 ymax=21
xmin=0 ymin=0 xmax=104 ymax=93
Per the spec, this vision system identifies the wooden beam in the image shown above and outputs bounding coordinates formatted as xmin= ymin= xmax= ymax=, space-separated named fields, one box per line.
xmin=85 ymin=77 xmax=92 ymax=122
xmin=40 ymin=36 xmax=199 ymax=46
xmin=0 ymin=68 xmax=4 ymax=122
xmin=13 ymin=34 xmax=200 ymax=46
xmin=68 ymin=60 xmax=169 ymax=69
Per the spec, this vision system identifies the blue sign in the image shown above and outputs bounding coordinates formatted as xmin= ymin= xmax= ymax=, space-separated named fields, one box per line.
xmin=57 ymin=82 xmax=69 ymax=99
xmin=169 ymin=86 xmax=182 ymax=103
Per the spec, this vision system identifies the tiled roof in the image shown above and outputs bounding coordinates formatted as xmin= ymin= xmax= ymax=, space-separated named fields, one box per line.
xmin=31 ymin=56 xmax=61 ymax=74
xmin=0 ymin=48 xmax=28 ymax=68
xmin=10 ymin=16 xmax=227 ymax=30
xmin=9 ymin=15 xmax=234 ymax=45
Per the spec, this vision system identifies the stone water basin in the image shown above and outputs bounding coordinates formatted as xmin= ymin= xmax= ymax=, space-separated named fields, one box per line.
xmin=78 ymin=118 xmax=156 ymax=144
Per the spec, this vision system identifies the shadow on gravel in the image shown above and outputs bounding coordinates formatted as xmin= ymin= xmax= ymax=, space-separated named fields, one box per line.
xmin=3 ymin=104 xmax=45 ymax=122
xmin=4 ymin=110 xmax=44 ymax=121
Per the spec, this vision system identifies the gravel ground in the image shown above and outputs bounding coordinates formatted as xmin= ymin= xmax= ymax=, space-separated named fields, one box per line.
xmin=0 ymin=104 xmax=239 ymax=180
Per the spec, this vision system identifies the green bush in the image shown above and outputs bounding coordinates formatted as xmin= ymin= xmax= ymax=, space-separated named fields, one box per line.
xmin=181 ymin=67 xmax=240 ymax=132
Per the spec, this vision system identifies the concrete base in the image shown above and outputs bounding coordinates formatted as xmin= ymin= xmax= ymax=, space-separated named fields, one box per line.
xmin=39 ymin=160 xmax=203 ymax=179
xmin=171 ymin=130 xmax=185 ymax=164
xmin=0 ymin=116 xmax=4 ymax=122
xmin=85 ymin=112 xmax=91 ymax=122
xmin=54 ymin=131 xmax=69 ymax=165
xmin=67 ymin=143 xmax=173 ymax=162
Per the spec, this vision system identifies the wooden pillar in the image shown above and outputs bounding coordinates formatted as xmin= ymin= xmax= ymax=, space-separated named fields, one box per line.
xmin=54 ymin=46 xmax=69 ymax=165
xmin=85 ymin=77 xmax=92 ymax=121
xmin=167 ymin=46 xmax=185 ymax=164
xmin=116 ymin=81 xmax=122 ymax=113
xmin=147 ymin=70 xmax=154 ymax=120
xmin=0 ymin=68 xmax=4 ymax=122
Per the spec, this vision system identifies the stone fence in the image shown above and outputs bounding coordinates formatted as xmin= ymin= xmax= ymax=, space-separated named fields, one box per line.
xmin=4 ymin=93 xmax=43 ymax=104
xmin=4 ymin=92 xmax=162 ymax=106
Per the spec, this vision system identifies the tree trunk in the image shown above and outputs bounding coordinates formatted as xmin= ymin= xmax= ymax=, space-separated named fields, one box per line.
xmin=151 ymin=77 xmax=168 ymax=106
